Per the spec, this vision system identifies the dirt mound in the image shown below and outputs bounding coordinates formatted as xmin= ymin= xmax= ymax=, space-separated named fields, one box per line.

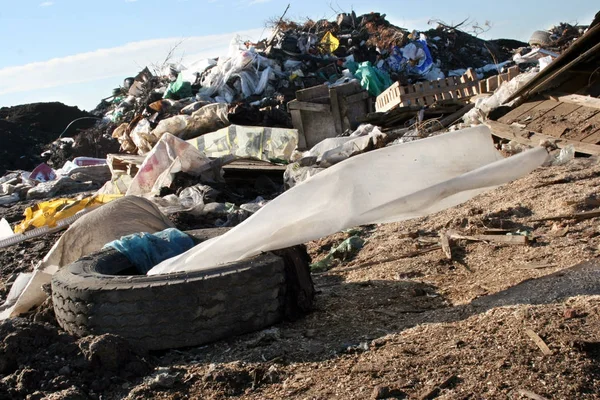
xmin=0 ymin=318 xmax=151 ymax=399
xmin=0 ymin=102 xmax=96 ymax=137
xmin=0 ymin=102 xmax=106 ymax=174
xmin=45 ymin=123 xmax=121 ymax=169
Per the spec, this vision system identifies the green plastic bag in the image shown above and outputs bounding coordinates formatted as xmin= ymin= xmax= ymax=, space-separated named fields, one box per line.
xmin=164 ymin=73 xmax=193 ymax=100
xmin=353 ymin=62 xmax=392 ymax=97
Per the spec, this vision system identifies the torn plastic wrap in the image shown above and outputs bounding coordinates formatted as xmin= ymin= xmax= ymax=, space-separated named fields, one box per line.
xmin=126 ymin=133 xmax=217 ymax=197
xmin=149 ymin=126 xmax=549 ymax=275
xmin=463 ymin=71 xmax=539 ymax=124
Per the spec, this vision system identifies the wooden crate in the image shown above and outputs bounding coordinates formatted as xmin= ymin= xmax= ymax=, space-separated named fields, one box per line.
xmin=288 ymin=81 xmax=370 ymax=149
xmin=376 ymin=66 xmax=521 ymax=112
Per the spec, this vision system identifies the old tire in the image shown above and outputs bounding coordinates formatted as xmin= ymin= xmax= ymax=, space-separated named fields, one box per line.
xmin=529 ymin=30 xmax=552 ymax=47
xmin=51 ymin=228 xmax=312 ymax=350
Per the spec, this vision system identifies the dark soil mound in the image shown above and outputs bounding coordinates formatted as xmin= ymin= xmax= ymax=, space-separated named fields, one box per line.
xmin=0 ymin=102 xmax=96 ymax=137
xmin=0 ymin=318 xmax=152 ymax=399
xmin=0 ymin=120 xmax=54 ymax=175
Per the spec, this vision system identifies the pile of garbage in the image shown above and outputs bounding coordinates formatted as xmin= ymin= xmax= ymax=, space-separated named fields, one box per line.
xmin=88 ymin=12 xmax=533 ymax=157
xmin=528 ymin=23 xmax=589 ymax=53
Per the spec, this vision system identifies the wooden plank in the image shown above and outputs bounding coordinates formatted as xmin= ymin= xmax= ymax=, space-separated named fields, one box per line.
xmin=345 ymin=91 xmax=369 ymax=104
xmin=526 ymin=102 xmax=582 ymax=137
xmin=288 ymin=100 xmax=331 ymax=113
xmin=485 ymin=120 xmax=600 ymax=156
xmin=555 ymin=107 xmax=600 ymax=141
xmin=329 ymin=87 xmax=343 ymax=135
xmin=478 ymin=80 xmax=487 ymax=95
xmin=515 ymin=99 xmax=561 ymax=125
xmin=487 ymin=76 xmax=499 ymax=92
xmin=290 ymin=109 xmax=307 ymax=149
xmin=508 ymin=65 xmax=520 ymax=80
xmin=580 ymin=127 xmax=600 ymax=144
xmin=296 ymin=85 xmax=329 ymax=102
xmin=475 ymin=234 xmax=528 ymax=245
xmin=497 ymin=100 xmax=545 ymax=124
xmin=531 ymin=209 xmax=600 ymax=223
xmin=549 ymin=94 xmax=600 ymax=110
xmin=524 ymin=329 xmax=553 ymax=355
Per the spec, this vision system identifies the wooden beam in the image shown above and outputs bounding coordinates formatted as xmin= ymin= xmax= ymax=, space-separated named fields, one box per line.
xmin=485 ymin=120 xmax=600 ymax=156
xmin=548 ymin=94 xmax=600 ymax=110
xmin=288 ymin=100 xmax=331 ymax=113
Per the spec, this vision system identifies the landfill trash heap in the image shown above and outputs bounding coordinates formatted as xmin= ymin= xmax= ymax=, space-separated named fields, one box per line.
xmin=90 ymin=11 xmax=542 ymax=156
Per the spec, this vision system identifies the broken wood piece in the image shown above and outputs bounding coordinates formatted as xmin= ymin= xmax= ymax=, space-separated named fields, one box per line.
xmin=485 ymin=120 xmax=600 ymax=156
xmin=517 ymin=389 xmax=550 ymax=400
xmin=531 ymin=209 xmax=600 ymax=223
xmin=447 ymin=232 xmax=528 ymax=245
xmin=524 ymin=329 xmax=553 ymax=355
xmin=439 ymin=232 xmax=452 ymax=260
xmin=548 ymin=93 xmax=600 ymax=110
xmin=516 ymin=263 xmax=555 ymax=270
xmin=482 ymin=228 xmax=512 ymax=235
xmin=475 ymin=234 xmax=529 ymax=245
xmin=419 ymin=374 xmax=458 ymax=400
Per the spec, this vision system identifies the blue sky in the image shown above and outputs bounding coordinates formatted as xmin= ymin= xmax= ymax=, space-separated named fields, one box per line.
xmin=0 ymin=0 xmax=596 ymax=111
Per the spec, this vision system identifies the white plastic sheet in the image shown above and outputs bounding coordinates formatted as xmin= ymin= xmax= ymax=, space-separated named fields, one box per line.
xmin=149 ymin=126 xmax=548 ymax=275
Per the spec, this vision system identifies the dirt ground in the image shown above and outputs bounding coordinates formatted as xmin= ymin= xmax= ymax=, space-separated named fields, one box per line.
xmin=2 ymin=157 xmax=600 ymax=399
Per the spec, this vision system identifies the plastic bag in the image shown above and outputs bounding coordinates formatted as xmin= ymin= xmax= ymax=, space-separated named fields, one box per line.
xmin=149 ymin=126 xmax=548 ymax=275
xmin=354 ymin=62 xmax=393 ymax=97
xmin=163 ymin=73 xmax=192 ymax=100
xmin=129 ymin=119 xmax=155 ymax=154
xmin=105 ymin=228 xmax=195 ymax=274
xmin=15 ymin=194 xmax=120 ymax=234
xmin=126 ymin=133 xmax=215 ymax=196
xmin=152 ymin=115 xmax=193 ymax=140
xmin=152 ymin=184 xmax=219 ymax=216
xmin=320 ymin=32 xmax=340 ymax=54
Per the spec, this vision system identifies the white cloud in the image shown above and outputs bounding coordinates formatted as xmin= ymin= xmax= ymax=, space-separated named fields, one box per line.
xmin=0 ymin=28 xmax=263 ymax=100
xmin=248 ymin=0 xmax=272 ymax=4
xmin=39 ymin=1 xmax=54 ymax=6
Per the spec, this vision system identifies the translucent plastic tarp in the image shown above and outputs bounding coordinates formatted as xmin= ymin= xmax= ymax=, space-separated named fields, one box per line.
xmin=149 ymin=126 xmax=548 ymax=275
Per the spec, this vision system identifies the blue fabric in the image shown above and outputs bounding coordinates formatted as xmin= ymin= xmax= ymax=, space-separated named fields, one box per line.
xmin=104 ymin=228 xmax=195 ymax=274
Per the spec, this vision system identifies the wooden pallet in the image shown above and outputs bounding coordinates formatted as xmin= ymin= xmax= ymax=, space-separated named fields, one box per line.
xmin=376 ymin=66 xmax=520 ymax=112
xmin=488 ymin=94 xmax=600 ymax=155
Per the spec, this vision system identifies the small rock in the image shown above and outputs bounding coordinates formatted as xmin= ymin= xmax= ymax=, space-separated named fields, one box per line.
xmin=78 ymin=334 xmax=135 ymax=372
xmin=410 ymin=288 xmax=426 ymax=297
xmin=145 ymin=368 xmax=180 ymax=389
xmin=304 ymin=329 xmax=316 ymax=338
xmin=42 ymin=386 xmax=89 ymax=400
xmin=564 ymin=308 xmax=580 ymax=319
xmin=371 ymin=385 xmax=406 ymax=399
xmin=58 ymin=366 xmax=71 ymax=376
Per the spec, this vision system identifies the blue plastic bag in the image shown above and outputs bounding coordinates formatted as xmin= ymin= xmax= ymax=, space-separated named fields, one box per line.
xmin=104 ymin=228 xmax=195 ymax=274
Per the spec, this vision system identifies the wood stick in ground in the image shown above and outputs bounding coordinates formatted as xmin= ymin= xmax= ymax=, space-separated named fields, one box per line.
xmin=517 ymin=389 xmax=550 ymax=400
xmin=531 ymin=209 xmax=600 ymax=223
xmin=439 ymin=232 xmax=452 ymax=260
xmin=524 ymin=329 xmax=553 ymax=356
